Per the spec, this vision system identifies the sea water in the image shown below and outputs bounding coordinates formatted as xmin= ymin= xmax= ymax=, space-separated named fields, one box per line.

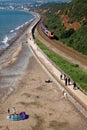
xmin=0 ymin=9 xmax=35 ymax=49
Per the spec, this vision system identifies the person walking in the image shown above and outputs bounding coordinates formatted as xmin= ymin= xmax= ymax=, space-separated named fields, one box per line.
xmin=73 ymin=81 xmax=77 ymax=90
xmin=68 ymin=77 xmax=71 ymax=85
xmin=60 ymin=73 xmax=63 ymax=80
xmin=61 ymin=91 xmax=67 ymax=99
xmin=64 ymin=74 xmax=66 ymax=80
xmin=65 ymin=77 xmax=67 ymax=86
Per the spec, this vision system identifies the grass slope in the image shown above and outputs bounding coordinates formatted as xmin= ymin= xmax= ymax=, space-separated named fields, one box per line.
xmin=35 ymin=38 xmax=87 ymax=92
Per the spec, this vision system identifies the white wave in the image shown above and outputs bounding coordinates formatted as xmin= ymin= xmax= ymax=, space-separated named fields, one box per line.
xmin=15 ymin=24 xmax=24 ymax=30
xmin=2 ymin=35 xmax=8 ymax=44
xmin=25 ymin=21 xmax=28 ymax=25
xmin=4 ymin=42 xmax=9 ymax=48
xmin=0 ymin=42 xmax=9 ymax=49
xmin=10 ymin=30 xmax=14 ymax=33
xmin=0 ymin=35 xmax=9 ymax=48
xmin=15 ymin=26 xmax=20 ymax=30
xmin=29 ymin=18 xmax=34 ymax=22
xmin=20 ymin=24 xmax=24 ymax=28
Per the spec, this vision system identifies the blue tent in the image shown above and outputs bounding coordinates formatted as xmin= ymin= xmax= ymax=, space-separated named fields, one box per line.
xmin=20 ymin=112 xmax=28 ymax=120
xmin=7 ymin=112 xmax=28 ymax=121
xmin=7 ymin=114 xmax=21 ymax=121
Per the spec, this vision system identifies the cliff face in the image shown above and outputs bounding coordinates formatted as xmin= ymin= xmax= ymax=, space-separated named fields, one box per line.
xmin=38 ymin=0 xmax=87 ymax=55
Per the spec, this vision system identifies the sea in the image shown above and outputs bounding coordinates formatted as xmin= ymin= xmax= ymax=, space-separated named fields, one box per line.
xmin=0 ymin=9 xmax=35 ymax=49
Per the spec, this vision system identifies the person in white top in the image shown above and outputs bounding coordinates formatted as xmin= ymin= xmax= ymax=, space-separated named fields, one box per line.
xmin=61 ymin=91 xmax=67 ymax=99
xmin=13 ymin=107 xmax=16 ymax=115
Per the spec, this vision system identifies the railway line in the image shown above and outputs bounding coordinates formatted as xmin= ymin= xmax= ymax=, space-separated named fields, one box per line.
xmin=34 ymin=22 xmax=87 ymax=71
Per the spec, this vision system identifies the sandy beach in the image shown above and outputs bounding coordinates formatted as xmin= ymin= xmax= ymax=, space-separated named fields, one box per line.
xmin=0 ymin=17 xmax=87 ymax=130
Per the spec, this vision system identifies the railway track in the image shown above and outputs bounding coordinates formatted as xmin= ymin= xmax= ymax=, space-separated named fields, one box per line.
xmin=34 ymin=22 xmax=87 ymax=71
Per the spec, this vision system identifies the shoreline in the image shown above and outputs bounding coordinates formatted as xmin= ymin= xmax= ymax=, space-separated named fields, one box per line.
xmin=0 ymin=15 xmax=37 ymax=102
xmin=0 ymin=19 xmax=34 ymax=56
xmin=0 ymin=9 xmax=36 ymax=56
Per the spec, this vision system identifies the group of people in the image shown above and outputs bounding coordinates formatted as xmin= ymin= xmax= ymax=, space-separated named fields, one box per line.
xmin=8 ymin=107 xmax=16 ymax=115
xmin=7 ymin=107 xmax=28 ymax=121
xmin=60 ymin=73 xmax=77 ymax=90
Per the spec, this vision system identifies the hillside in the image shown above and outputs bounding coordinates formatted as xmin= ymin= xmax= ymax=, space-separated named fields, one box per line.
xmin=38 ymin=0 xmax=87 ymax=55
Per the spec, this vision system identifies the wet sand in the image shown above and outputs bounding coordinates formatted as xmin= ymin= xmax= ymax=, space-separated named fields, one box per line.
xmin=0 ymin=18 xmax=35 ymax=101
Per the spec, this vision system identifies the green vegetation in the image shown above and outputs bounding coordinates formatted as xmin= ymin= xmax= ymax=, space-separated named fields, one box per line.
xmin=35 ymin=38 xmax=87 ymax=92
xmin=67 ymin=0 xmax=87 ymax=22
xmin=67 ymin=26 xmax=87 ymax=55
xmin=39 ymin=0 xmax=87 ymax=55
xmin=61 ymin=28 xmax=75 ymax=39
xmin=44 ymin=12 xmax=65 ymax=38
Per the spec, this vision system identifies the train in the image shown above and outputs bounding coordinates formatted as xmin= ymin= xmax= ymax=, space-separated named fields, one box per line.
xmin=41 ymin=23 xmax=54 ymax=39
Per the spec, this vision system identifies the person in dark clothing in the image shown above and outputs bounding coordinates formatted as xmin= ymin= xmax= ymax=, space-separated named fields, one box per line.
xmin=8 ymin=108 xmax=10 ymax=115
xmin=68 ymin=77 xmax=71 ymax=85
xmin=65 ymin=77 xmax=67 ymax=86
xmin=64 ymin=74 xmax=66 ymax=80
xmin=73 ymin=81 xmax=77 ymax=90
xmin=60 ymin=73 xmax=63 ymax=79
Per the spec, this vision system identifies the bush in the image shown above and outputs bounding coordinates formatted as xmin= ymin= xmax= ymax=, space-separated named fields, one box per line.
xmin=61 ymin=28 xmax=75 ymax=39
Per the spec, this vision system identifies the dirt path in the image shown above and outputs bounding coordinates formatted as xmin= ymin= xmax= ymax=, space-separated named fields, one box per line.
xmin=35 ymin=23 xmax=87 ymax=71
